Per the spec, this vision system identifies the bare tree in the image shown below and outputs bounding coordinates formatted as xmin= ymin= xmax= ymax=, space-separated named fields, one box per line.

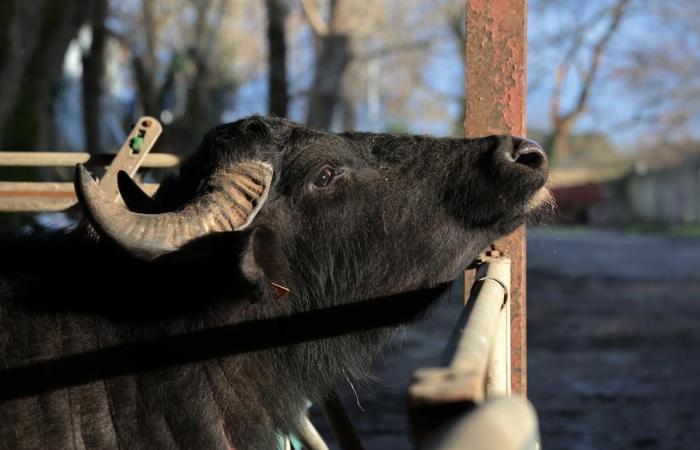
xmin=128 ymin=0 xmax=168 ymax=117
xmin=0 ymin=0 xmax=89 ymax=150
xmin=108 ymin=0 xmax=254 ymax=154
xmin=0 ymin=0 xmax=42 ymax=148
xmin=297 ymin=0 xmax=463 ymax=132
xmin=266 ymin=0 xmax=290 ymax=117
xmin=82 ymin=0 xmax=109 ymax=154
xmin=302 ymin=0 xmax=350 ymax=130
xmin=167 ymin=0 xmax=230 ymax=151
xmin=614 ymin=0 xmax=700 ymax=144
xmin=544 ymin=0 xmax=629 ymax=165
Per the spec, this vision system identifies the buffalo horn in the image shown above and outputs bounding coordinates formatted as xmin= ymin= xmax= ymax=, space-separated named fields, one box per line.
xmin=75 ymin=161 xmax=273 ymax=261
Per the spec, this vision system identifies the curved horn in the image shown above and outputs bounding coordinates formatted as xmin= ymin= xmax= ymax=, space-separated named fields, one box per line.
xmin=117 ymin=170 xmax=156 ymax=213
xmin=75 ymin=161 xmax=273 ymax=261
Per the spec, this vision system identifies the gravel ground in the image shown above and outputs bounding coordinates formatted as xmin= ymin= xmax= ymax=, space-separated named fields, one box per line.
xmin=310 ymin=228 xmax=700 ymax=449
xmin=528 ymin=228 xmax=700 ymax=450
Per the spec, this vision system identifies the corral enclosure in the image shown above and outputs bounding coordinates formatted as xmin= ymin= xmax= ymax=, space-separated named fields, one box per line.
xmin=2 ymin=1 xmax=700 ymax=449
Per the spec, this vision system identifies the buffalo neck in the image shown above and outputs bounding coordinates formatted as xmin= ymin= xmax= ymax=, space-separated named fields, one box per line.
xmin=0 ymin=227 xmax=448 ymax=449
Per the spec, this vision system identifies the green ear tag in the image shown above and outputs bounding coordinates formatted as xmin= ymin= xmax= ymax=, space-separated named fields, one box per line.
xmin=130 ymin=136 xmax=144 ymax=152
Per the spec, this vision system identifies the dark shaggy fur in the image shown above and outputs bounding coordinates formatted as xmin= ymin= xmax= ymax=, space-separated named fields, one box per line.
xmin=0 ymin=117 xmax=549 ymax=449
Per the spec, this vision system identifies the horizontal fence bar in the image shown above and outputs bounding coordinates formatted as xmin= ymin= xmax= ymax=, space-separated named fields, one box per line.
xmin=0 ymin=152 xmax=180 ymax=168
xmin=0 ymin=181 xmax=160 ymax=212
xmin=410 ymin=257 xmax=511 ymax=405
xmin=424 ymin=396 xmax=540 ymax=450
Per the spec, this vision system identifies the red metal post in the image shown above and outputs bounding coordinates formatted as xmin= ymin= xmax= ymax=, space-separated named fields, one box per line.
xmin=464 ymin=0 xmax=528 ymax=396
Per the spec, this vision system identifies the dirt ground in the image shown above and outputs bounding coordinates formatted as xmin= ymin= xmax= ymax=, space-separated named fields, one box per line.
xmin=310 ymin=228 xmax=700 ymax=449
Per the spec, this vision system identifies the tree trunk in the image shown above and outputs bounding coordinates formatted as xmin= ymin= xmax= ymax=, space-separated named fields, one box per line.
xmin=266 ymin=0 xmax=289 ymax=118
xmin=0 ymin=0 xmax=87 ymax=230
xmin=132 ymin=56 xmax=160 ymax=117
xmin=544 ymin=119 xmax=573 ymax=167
xmin=546 ymin=0 xmax=629 ymax=166
xmin=0 ymin=0 xmax=43 ymax=148
xmin=130 ymin=0 xmax=162 ymax=118
xmin=82 ymin=0 xmax=108 ymax=154
xmin=164 ymin=0 xmax=231 ymax=155
xmin=340 ymin=91 xmax=356 ymax=131
xmin=306 ymin=34 xmax=349 ymax=130
xmin=1 ymin=0 xmax=89 ymax=150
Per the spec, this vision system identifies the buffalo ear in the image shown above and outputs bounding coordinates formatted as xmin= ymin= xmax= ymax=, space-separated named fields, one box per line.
xmin=240 ymin=227 xmax=288 ymax=302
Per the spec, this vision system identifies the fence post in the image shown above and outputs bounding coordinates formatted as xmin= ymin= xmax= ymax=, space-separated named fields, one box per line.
xmin=464 ymin=0 xmax=528 ymax=395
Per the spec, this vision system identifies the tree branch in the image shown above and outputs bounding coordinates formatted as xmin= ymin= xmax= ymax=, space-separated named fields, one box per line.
xmin=300 ymin=0 xmax=329 ymax=36
xmin=562 ymin=0 xmax=630 ymax=123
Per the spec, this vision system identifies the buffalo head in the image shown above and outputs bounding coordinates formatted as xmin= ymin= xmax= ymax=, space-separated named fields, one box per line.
xmin=76 ymin=116 xmax=551 ymax=308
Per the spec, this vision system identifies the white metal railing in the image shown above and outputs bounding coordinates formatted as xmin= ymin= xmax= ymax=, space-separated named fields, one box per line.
xmin=410 ymin=257 xmax=540 ymax=450
xmin=425 ymin=396 xmax=540 ymax=450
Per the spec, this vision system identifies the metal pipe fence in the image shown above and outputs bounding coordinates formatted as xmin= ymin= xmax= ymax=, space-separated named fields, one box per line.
xmin=425 ymin=396 xmax=540 ymax=450
xmin=411 ymin=258 xmax=511 ymax=405
xmin=410 ymin=257 xmax=540 ymax=449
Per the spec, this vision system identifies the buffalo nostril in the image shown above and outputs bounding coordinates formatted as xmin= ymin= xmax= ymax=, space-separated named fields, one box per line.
xmin=510 ymin=138 xmax=548 ymax=173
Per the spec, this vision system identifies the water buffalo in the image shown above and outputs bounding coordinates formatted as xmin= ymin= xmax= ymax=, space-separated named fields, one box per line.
xmin=0 ymin=116 xmax=550 ymax=449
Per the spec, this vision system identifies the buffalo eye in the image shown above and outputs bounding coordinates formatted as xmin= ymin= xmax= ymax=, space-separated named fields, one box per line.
xmin=312 ymin=165 xmax=340 ymax=189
